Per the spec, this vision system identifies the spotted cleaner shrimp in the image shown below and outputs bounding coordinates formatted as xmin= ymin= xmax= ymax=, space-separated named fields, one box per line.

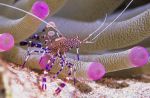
xmin=0 ymin=0 xmax=134 ymax=95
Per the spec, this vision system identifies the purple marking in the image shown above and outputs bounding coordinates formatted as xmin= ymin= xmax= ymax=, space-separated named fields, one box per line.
xmin=67 ymin=65 xmax=71 ymax=68
xmin=60 ymin=83 xmax=66 ymax=88
xmin=53 ymin=67 xmax=64 ymax=78
xmin=50 ymin=58 xmax=55 ymax=63
xmin=46 ymin=64 xmax=50 ymax=71
xmin=68 ymin=72 xmax=71 ymax=76
xmin=49 ymin=65 xmax=53 ymax=68
xmin=129 ymin=46 xmax=149 ymax=67
xmin=19 ymin=41 xmax=28 ymax=46
xmin=55 ymin=87 xmax=61 ymax=95
xmin=42 ymin=77 xmax=47 ymax=82
xmin=67 ymin=62 xmax=73 ymax=68
xmin=77 ymin=54 xmax=80 ymax=61
xmin=30 ymin=42 xmax=36 ymax=47
xmin=42 ymin=84 xmax=47 ymax=90
xmin=31 ymin=1 xmax=49 ymax=19
xmin=30 ymin=34 xmax=39 ymax=40
xmin=0 ymin=33 xmax=14 ymax=52
xmin=21 ymin=61 xmax=27 ymax=68
xmin=36 ymin=43 xmax=42 ymax=48
xmin=73 ymin=78 xmax=76 ymax=85
xmin=66 ymin=62 xmax=73 ymax=76
xmin=34 ymin=34 xmax=39 ymax=40
xmin=87 ymin=62 xmax=106 ymax=80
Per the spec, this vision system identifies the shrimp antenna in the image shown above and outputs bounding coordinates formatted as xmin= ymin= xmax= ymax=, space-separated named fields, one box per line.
xmin=90 ymin=0 xmax=134 ymax=42
xmin=0 ymin=2 xmax=63 ymax=36
xmin=83 ymin=14 xmax=107 ymax=42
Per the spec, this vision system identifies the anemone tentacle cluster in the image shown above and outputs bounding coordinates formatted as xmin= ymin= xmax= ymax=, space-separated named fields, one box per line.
xmin=0 ymin=0 xmax=150 ymax=90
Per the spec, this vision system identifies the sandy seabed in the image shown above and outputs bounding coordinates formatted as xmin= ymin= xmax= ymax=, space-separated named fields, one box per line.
xmin=0 ymin=59 xmax=149 ymax=98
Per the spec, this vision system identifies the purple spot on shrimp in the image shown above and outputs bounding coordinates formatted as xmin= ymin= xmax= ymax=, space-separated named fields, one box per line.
xmin=60 ymin=83 xmax=66 ymax=88
xmin=42 ymin=77 xmax=47 ymax=82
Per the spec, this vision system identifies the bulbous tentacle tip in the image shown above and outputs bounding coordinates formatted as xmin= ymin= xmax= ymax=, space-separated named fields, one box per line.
xmin=39 ymin=54 xmax=50 ymax=69
xmin=0 ymin=33 xmax=14 ymax=52
xmin=31 ymin=1 xmax=50 ymax=19
xmin=129 ymin=46 xmax=149 ymax=67
xmin=87 ymin=62 xmax=106 ymax=81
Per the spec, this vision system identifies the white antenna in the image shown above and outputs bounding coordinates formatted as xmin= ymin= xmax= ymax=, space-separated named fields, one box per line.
xmin=83 ymin=14 xmax=107 ymax=42
xmin=0 ymin=3 xmax=63 ymax=36
xmin=90 ymin=0 xmax=134 ymax=41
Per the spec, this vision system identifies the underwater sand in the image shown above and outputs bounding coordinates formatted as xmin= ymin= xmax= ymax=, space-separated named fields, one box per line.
xmin=0 ymin=59 xmax=150 ymax=98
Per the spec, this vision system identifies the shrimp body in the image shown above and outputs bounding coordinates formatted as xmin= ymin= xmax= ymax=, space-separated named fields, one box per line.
xmin=49 ymin=37 xmax=81 ymax=54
